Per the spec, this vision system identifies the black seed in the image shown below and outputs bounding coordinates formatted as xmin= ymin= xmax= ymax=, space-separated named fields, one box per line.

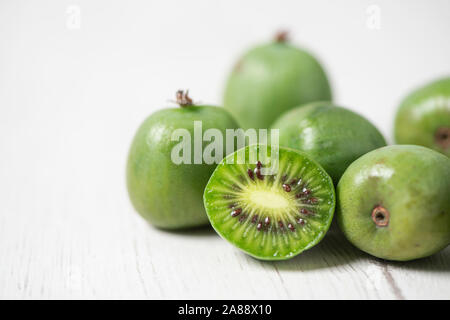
xmin=231 ymin=208 xmax=242 ymax=217
xmin=295 ymin=190 xmax=309 ymax=198
xmin=256 ymin=161 xmax=262 ymax=169
xmin=257 ymin=223 xmax=262 ymax=231
xmin=282 ymin=184 xmax=291 ymax=192
xmin=290 ymin=179 xmax=297 ymax=186
xmin=297 ymin=218 xmax=305 ymax=225
xmin=247 ymin=169 xmax=254 ymax=180
xmin=278 ymin=221 xmax=284 ymax=228
xmin=303 ymin=197 xmax=318 ymax=205
xmin=254 ymin=168 xmax=263 ymax=180
xmin=251 ymin=215 xmax=258 ymax=223
xmin=300 ymin=208 xmax=312 ymax=215
xmin=288 ymin=223 xmax=295 ymax=231
xmin=239 ymin=214 xmax=246 ymax=222
xmin=302 ymin=188 xmax=311 ymax=195
xmin=264 ymin=216 xmax=270 ymax=225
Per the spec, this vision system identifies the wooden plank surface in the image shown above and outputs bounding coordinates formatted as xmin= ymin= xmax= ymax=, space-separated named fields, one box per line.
xmin=0 ymin=0 xmax=449 ymax=300
xmin=0 ymin=151 xmax=448 ymax=300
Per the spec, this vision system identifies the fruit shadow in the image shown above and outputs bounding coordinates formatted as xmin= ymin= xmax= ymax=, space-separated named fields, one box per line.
xmin=154 ymin=224 xmax=217 ymax=237
xmin=275 ymin=228 xmax=366 ymax=271
xmin=247 ymin=228 xmax=367 ymax=271
xmin=326 ymin=220 xmax=450 ymax=272
xmin=375 ymin=247 xmax=450 ymax=272
xmin=246 ymin=225 xmax=450 ymax=272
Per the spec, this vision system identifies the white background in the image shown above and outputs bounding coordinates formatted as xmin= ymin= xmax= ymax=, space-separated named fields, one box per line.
xmin=0 ymin=0 xmax=449 ymax=299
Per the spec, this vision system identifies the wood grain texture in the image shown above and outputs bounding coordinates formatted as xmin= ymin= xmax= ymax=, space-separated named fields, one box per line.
xmin=0 ymin=86 xmax=449 ymax=300
xmin=0 ymin=130 xmax=449 ymax=300
xmin=1 ymin=0 xmax=449 ymax=300
xmin=1 ymin=78 xmax=449 ymax=302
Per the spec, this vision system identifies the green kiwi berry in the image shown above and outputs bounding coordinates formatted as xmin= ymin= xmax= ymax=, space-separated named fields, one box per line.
xmin=394 ymin=77 xmax=450 ymax=156
xmin=337 ymin=145 xmax=450 ymax=261
xmin=224 ymin=31 xmax=332 ymax=130
xmin=127 ymin=91 xmax=240 ymax=229
xmin=203 ymin=144 xmax=335 ymax=260
xmin=271 ymin=102 xmax=387 ymax=183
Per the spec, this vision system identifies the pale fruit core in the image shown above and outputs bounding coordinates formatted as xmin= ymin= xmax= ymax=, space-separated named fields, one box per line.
xmin=249 ymin=190 xmax=289 ymax=209
xmin=240 ymin=184 xmax=296 ymax=214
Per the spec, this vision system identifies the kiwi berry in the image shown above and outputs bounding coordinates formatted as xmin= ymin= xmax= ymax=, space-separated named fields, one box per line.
xmin=224 ymin=31 xmax=332 ymax=129
xmin=127 ymin=90 xmax=240 ymax=229
xmin=394 ymin=77 xmax=450 ymax=156
xmin=271 ymin=102 xmax=387 ymax=183
xmin=337 ymin=145 xmax=450 ymax=261
xmin=203 ymin=144 xmax=335 ymax=260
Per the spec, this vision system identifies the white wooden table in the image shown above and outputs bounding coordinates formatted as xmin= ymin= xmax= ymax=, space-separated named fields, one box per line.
xmin=0 ymin=98 xmax=449 ymax=299
xmin=0 ymin=123 xmax=449 ymax=300
xmin=1 ymin=0 xmax=449 ymax=300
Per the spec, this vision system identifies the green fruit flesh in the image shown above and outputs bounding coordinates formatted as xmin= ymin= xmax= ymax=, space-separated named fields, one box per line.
xmin=203 ymin=145 xmax=335 ymax=260
xmin=127 ymin=105 xmax=240 ymax=229
xmin=337 ymin=145 xmax=450 ymax=261
xmin=395 ymin=77 xmax=450 ymax=156
xmin=272 ymin=102 xmax=387 ymax=183
xmin=224 ymin=42 xmax=332 ymax=129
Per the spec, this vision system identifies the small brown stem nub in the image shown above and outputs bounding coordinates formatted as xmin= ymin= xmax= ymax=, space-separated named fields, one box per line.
xmin=274 ymin=30 xmax=289 ymax=43
xmin=372 ymin=205 xmax=390 ymax=227
xmin=176 ymin=90 xmax=193 ymax=107
xmin=435 ymin=127 xmax=450 ymax=150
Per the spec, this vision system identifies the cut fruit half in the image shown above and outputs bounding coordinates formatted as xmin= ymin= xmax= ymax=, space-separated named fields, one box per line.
xmin=203 ymin=145 xmax=335 ymax=260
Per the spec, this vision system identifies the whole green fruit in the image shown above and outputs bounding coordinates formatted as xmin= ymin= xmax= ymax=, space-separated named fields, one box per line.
xmin=394 ymin=77 xmax=450 ymax=156
xmin=271 ymin=102 xmax=387 ymax=183
xmin=337 ymin=145 xmax=450 ymax=261
xmin=224 ymin=32 xmax=332 ymax=130
xmin=127 ymin=91 xmax=240 ymax=229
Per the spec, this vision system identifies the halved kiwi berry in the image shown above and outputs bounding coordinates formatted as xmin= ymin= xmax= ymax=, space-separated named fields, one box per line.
xmin=203 ymin=145 xmax=335 ymax=260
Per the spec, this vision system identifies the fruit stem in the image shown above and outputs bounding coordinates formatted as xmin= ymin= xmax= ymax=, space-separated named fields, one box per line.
xmin=372 ymin=205 xmax=389 ymax=227
xmin=175 ymin=90 xmax=193 ymax=107
xmin=274 ymin=30 xmax=289 ymax=43
xmin=435 ymin=127 xmax=450 ymax=150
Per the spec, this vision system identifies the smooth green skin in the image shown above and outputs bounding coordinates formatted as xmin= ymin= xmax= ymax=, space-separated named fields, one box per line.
xmin=203 ymin=144 xmax=336 ymax=261
xmin=394 ymin=77 xmax=450 ymax=156
xmin=271 ymin=102 xmax=387 ymax=183
xmin=127 ymin=105 xmax=240 ymax=229
xmin=224 ymin=42 xmax=332 ymax=130
xmin=337 ymin=145 xmax=450 ymax=261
